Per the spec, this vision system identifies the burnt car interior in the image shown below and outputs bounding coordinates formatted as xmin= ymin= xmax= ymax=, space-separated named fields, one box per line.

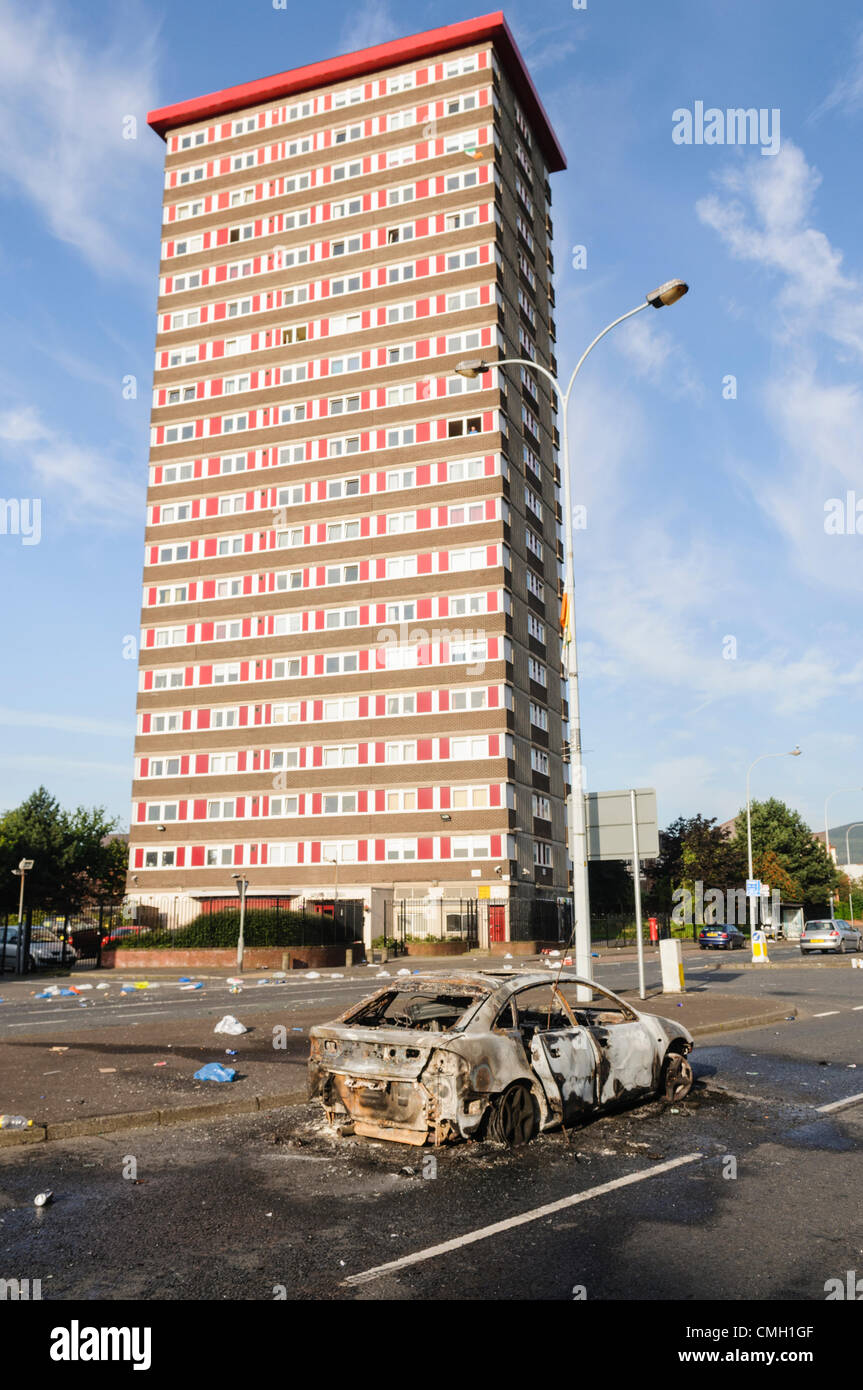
xmin=346 ymin=989 xmax=480 ymax=1032
xmin=495 ymin=985 xmax=635 ymax=1050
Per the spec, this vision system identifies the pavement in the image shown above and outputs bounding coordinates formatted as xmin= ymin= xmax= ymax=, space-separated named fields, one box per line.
xmin=0 ymin=951 xmax=797 ymax=1144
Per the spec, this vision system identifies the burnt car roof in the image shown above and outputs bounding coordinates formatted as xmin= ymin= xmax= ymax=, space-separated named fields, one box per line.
xmin=363 ymin=970 xmax=600 ymax=1000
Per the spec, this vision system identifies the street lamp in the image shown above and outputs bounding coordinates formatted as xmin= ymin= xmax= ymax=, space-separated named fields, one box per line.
xmin=11 ymin=858 xmax=34 ymax=976
xmin=746 ymin=749 xmax=801 ymax=932
xmin=231 ymin=873 xmax=248 ymax=970
xmin=824 ymin=788 xmax=863 ymax=919
xmin=844 ymin=823 xmax=863 ymax=922
xmin=455 ymin=280 xmax=689 ymax=988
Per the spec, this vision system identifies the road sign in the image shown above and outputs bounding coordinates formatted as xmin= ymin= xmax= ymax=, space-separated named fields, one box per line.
xmin=760 ymin=884 xmax=770 ymax=897
xmin=585 ymin=788 xmax=659 ymax=861
xmin=746 ymin=879 xmax=761 ymax=898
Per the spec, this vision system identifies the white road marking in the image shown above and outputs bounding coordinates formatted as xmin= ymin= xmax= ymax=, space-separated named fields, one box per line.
xmin=816 ymin=1091 xmax=863 ymax=1114
xmin=5 ymin=1008 xmax=169 ymax=1027
xmin=812 ymin=1010 xmax=840 ymax=1017
xmin=342 ymin=1151 xmax=704 ymax=1287
xmin=853 ymin=1006 xmax=863 ymax=1012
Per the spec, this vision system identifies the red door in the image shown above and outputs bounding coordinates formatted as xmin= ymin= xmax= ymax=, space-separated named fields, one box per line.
xmin=489 ymin=905 xmax=506 ymax=943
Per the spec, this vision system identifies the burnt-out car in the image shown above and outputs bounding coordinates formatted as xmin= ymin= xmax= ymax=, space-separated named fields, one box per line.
xmin=308 ymin=971 xmax=694 ymax=1147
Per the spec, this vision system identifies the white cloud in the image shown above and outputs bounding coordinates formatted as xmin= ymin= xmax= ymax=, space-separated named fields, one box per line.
xmin=339 ymin=0 xmax=400 ymax=54
xmin=696 ymin=141 xmax=863 ymax=358
xmin=0 ymin=708 xmax=131 ymax=738
xmin=697 ymin=140 xmax=863 ymax=591
xmin=612 ymin=313 xmax=704 ymax=402
xmin=0 ymin=0 xmax=160 ymax=278
xmin=0 ymin=404 xmax=143 ymax=524
xmin=811 ymin=29 xmax=863 ymax=120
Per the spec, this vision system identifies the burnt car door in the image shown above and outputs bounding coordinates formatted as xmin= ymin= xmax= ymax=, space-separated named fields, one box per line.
xmin=510 ymin=984 xmax=599 ymax=1125
xmin=558 ymin=981 xmax=656 ymax=1105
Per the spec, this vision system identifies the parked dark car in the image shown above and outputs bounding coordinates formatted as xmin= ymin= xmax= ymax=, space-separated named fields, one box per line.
xmin=698 ymin=924 xmax=747 ymax=951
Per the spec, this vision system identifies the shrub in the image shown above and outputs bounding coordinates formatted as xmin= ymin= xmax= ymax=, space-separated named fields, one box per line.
xmin=118 ymin=909 xmax=337 ymax=949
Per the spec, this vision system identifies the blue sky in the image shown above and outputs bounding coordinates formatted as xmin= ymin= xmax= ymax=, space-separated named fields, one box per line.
xmin=1 ymin=0 xmax=862 ymax=836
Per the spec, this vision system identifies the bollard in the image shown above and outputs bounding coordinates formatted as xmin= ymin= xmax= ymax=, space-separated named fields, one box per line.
xmin=659 ymin=938 xmax=685 ymax=993
xmin=751 ymin=930 xmax=770 ymax=964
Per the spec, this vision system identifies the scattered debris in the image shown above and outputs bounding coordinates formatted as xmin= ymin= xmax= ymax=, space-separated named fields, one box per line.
xmin=153 ymin=1062 xmax=167 ymax=1067
xmin=397 ymin=968 xmax=412 ymax=976
xmin=98 ymin=1068 xmax=117 ymax=1074
xmin=0 ymin=1115 xmax=32 ymax=1130
xmin=193 ymin=1063 xmax=236 ymax=1083
xmin=33 ymin=1191 xmax=53 ymax=1207
xmin=306 ymin=972 xmax=321 ymax=980
xmin=214 ymin=1015 xmax=247 ymax=1035
xmin=180 ymin=983 xmax=203 ymax=991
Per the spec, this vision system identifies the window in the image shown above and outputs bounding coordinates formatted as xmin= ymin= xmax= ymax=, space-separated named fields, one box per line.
xmin=529 ymin=702 xmax=548 ymax=731
xmin=531 ymin=748 xmax=550 ymax=775
xmin=532 ymin=794 xmax=552 ymax=820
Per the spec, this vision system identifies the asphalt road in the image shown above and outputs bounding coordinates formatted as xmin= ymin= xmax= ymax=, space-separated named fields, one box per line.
xmin=0 ymin=953 xmax=861 ymax=1302
xmin=0 ymin=941 xmax=853 ymax=1038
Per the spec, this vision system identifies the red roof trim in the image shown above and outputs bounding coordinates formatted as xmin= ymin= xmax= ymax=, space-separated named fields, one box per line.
xmin=147 ymin=11 xmax=565 ymax=171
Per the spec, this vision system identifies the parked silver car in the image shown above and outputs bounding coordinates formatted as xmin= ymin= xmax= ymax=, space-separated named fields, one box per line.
xmin=309 ymin=971 xmax=694 ymax=1147
xmin=799 ymin=919 xmax=863 ymax=955
xmin=0 ymin=926 xmax=78 ymax=969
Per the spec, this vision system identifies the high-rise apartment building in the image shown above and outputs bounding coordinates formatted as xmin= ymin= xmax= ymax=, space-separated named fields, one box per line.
xmin=128 ymin=12 xmax=569 ymax=944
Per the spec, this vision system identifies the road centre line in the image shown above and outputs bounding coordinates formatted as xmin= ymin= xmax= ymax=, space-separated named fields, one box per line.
xmin=812 ymin=1010 xmax=841 ymax=1017
xmin=342 ymin=1152 xmax=704 ymax=1287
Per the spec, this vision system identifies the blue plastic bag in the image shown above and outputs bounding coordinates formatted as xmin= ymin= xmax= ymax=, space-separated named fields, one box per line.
xmin=194 ymin=1063 xmax=236 ymax=1083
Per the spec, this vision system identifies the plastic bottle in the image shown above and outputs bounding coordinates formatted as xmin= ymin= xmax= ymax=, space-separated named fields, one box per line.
xmin=0 ymin=1115 xmax=32 ymax=1130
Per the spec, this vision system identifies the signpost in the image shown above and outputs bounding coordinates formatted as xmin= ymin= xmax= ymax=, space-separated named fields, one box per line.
xmin=585 ymin=789 xmax=659 ymax=1000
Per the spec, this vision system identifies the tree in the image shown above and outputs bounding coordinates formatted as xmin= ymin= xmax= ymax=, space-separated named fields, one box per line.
xmin=0 ymin=788 xmax=126 ymax=915
xmin=733 ymin=798 xmax=838 ymax=915
xmin=588 ymin=859 xmax=634 ymax=915
xmin=647 ymin=814 xmax=746 ymax=914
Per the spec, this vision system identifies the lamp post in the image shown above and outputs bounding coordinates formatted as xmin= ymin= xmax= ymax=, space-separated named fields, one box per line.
xmin=231 ymin=873 xmax=248 ymax=970
xmin=746 ymin=749 xmax=801 ymax=933
xmin=824 ymin=789 xmax=863 ymax=919
xmin=455 ymin=279 xmax=689 ymax=988
xmin=844 ymin=823 xmax=863 ymax=922
xmin=11 ymin=858 xmax=34 ymax=975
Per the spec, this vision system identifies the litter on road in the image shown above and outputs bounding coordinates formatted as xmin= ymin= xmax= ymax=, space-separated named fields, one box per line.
xmin=34 ymin=1191 xmax=53 ymax=1207
xmin=194 ymin=1063 xmax=236 ymax=1083
xmin=214 ymin=1015 xmax=247 ymax=1035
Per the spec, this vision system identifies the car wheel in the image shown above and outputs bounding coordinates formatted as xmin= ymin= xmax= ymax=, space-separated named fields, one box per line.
xmin=661 ymin=1052 xmax=694 ymax=1103
xmin=487 ymin=1082 xmax=538 ymax=1146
